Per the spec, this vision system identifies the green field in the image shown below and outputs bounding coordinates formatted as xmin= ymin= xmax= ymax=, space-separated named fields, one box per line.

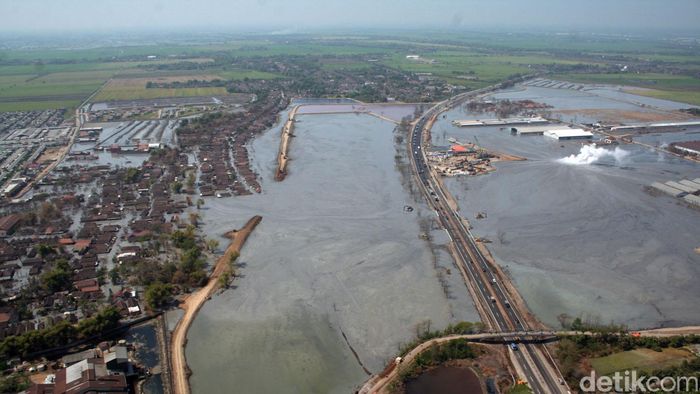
xmin=93 ymin=85 xmax=230 ymax=101
xmin=506 ymin=383 xmax=534 ymax=394
xmin=1 ymin=32 xmax=699 ymax=112
xmin=381 ymin=52 xmax=541 ymax=88
xmin=590 ymin=348 xmax=695 ymax=375
xmin=217 ymin=69 xmax=281 ymax=80
xmin=553 ymin=72 xmax=700 ymax=106
xmin=626 ymin=89 xmax=700 ymax=106
xmin=0 ymin=61 xmax=191 ymax=111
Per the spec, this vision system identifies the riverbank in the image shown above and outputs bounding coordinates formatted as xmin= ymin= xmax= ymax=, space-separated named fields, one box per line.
xmin=275 ymin=105 xmax=298 ymax=181
xmin=170 ymin=215 xmax=262 ymax=394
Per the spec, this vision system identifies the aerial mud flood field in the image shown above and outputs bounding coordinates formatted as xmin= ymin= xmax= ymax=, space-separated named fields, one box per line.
xmin=431 ymin=84 xmax=700 ymax=330
xmin=185 ymin=109 xmax=478 ymax=392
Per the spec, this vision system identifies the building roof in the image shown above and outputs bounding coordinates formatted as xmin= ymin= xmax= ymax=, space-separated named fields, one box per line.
xmin=450 ymin=145 xmax=468 ymax=153
xmin=54 ymin=357 xmax=127 ymax=394
xmin=675 ymin=140 xmax=700 ymax=153
xmin=0 ymin=214 xmax=21 ymax=232
xmin=73 ymin=239 xmax=91 ymax=252
xmin=61 ymin=349 xmax=97 ymax=366
xmin=544 ymin=128 xmax=593 ymax=139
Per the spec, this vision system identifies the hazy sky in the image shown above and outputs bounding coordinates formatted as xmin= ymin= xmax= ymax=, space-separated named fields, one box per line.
xmin=1 ymin=0 xmax=699 ymax=34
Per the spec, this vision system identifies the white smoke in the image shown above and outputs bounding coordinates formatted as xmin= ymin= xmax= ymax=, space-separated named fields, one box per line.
xmin=558 ymin=144 xmax=630 ymax=165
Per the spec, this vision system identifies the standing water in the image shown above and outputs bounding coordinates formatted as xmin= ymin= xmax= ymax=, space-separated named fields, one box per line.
xmin=185 ymin=111 xmax=479 ymax=393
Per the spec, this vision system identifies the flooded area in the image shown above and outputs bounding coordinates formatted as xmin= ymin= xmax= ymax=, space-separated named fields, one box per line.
xmin=499 ymin=83 xmax=697 ymax=124
xmin=431 ymin=84 xmax=700 ymax=329
xmin=297 ymin=103 xmax=425 ymax=123
xmin=123 ymin=323 xmax=163 ymax=394
xmin=405 ymin=366 xmax=483 ymax=394
xmin=61 ymin=120 xmax=178 ymax=169
xmin=185 ymin=111 xmax=479 ymax=393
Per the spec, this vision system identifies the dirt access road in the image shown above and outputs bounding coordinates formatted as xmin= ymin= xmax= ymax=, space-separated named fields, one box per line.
xmin=170 ymin=215 xmax=262 ymax=394
xmin=275 ymin=105 xmax=299 ymax=181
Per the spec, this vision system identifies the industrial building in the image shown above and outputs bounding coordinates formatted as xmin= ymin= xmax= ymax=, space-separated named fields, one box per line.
xmin=543 ymin=128 xmax=593 ymax=140
xmin=650 ymin=182 xmax=686 ymax=198
xmin=610 ymin=121 xmax=700 ymax=133
xmin=684 ymin=194 xmax=700 ymax=206
xmin=650 ymin=178 xmax=700 ymax=209
xmin=511 ymin=125 xmax=547 ymax=135
xmin=2 ymin=177 xmax=27 ymax=198
xmin=666 ymin=180 xmax=698 ymax=194
xmin=678 ymin=179 xmax=700 ymax=193
xmin=671 ymin=141 xmax=700 ymax=156
xmin=453 ymin=117 xmax=547 ymax=127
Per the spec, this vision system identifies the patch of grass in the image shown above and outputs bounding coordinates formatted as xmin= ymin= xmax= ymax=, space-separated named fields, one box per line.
xmin=590 ymin=348 xmax=695 ymax=376
xmin=0 ymin=100 xmax=81 ymax=112
xmin=553 ymin=72 xmax=700 ymax=105
xmin=552 ymin=72 xmax=700 ymax=91
xmin=94 ymin=85 xmax=229 ymax=101
xmin=218 ymin=69 xmax=282 ymax=80
xmin=381 ymin=51 xmax=551 ymax=86
xmin=625 ymin=88 xmax=700 ymax=106
xmin=507 ymin=383 xmax=533 ymax=394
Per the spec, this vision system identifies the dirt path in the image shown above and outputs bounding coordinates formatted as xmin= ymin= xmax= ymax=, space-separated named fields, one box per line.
xmin=639 ymin=326 xmax=700 ymax=337
xmin=170 ymin=215 xmax=262 ymax=394
xmin=359 ymin=333 xmax=515 ymax=394
xmin=275 ymin=106 xmax=299 ymax=181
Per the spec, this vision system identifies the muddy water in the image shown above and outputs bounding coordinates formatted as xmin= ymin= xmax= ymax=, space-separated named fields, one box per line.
xmin=432 ymin=86 xmax=700 ymax=329
xmin=405 ymin=366 xmax=483 ymax=394
xmin=186 ymin=112 xmax=479 ymax=393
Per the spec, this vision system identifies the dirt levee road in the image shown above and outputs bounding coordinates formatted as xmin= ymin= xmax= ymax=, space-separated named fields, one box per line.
xmin=171 ymin=215 xmax=262 ymax=394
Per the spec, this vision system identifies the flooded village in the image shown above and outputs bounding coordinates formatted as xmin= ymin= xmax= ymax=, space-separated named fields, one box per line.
xmin=0 ymin=27 xmax=697 ymax=394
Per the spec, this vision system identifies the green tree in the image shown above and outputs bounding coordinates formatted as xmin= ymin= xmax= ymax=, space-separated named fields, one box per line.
xmin=109 ymin=267 xmax=121 ymax=284
xmin=206 ymin=238 xmax=219 ymax=251
xmin=35 ymin=243 xmax=55 ymax=257
xmin=0 ymin=374 xmax=30 ymax=393
xmin=96 ymin=267 xmax=107 ymax=286
xmin=186 ymin=172 xmax=196 ymax=188
xmin=124 ymin=168 xmax=140 ymax=183
xmin=41 ymin=259 xmax=72 ymax=293
xmin=145 ymin=282 xmax=173 ymax=310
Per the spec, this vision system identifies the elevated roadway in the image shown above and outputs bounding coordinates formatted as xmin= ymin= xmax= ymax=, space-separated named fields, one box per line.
xmin=407 ymin=88 xmax=568 ymax=394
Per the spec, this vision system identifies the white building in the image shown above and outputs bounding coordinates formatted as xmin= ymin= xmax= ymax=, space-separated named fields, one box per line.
xmin=543 ymin=128 xmax=593 ymax=140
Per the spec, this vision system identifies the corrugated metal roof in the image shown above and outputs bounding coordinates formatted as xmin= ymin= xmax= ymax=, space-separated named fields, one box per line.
xmin=650 ymin=182 xmax=686 ymax=197
xmin=66 ymin=359 xmax=88 ymax=384
xmin=683 ymin=194 xmax=700 ymax=206
xmin=679 ymin=179 xmax=700 ymax=192
xmin=666 ymin=181 xmax=697 ymax=194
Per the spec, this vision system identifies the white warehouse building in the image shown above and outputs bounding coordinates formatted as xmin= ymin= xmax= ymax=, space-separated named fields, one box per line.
xmin=543 ymin=128 xmax=593 ymax=140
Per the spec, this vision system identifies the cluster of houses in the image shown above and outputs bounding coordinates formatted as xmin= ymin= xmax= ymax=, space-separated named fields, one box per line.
xmin=0 ymin=146 xmax=201 ymax=351
xmin=25 ymin=342 xmax=139 ymax=394
xmin=173 ymin=89 xmax=297 ymax=198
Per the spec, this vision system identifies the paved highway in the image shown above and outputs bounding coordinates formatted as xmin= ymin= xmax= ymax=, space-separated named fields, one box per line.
xmin=408 ymin=91 xmax=567 ymax=394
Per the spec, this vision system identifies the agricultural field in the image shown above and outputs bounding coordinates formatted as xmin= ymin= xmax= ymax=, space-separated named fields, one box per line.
xmin=590 ymin=348 xmax=696 ymax=376
xmin=1 ymin=32 xmax=699 ymax=112
xmin=0 ymin=59 xmax=215 ymax=112
xmin=380 ymin=51 xmax=559 ymax=88
xmin=552 ymin=72 xmax=700 ymax=106
xmin=93 ymin=75 xmax=229 ymax=101
xmin=217 ymin=69 xmax=281 ymax=80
